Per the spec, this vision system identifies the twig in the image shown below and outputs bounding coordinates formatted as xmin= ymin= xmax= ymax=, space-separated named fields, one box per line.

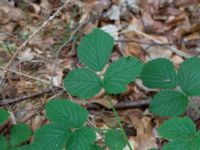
xmin=0 ymin=0 xmax=72 ymax=85
xmin=0 ymin=66 xmax=63 ymax=89
xmin=0 ymin=87 xmax=62 ymax=106
xmin=116 ymin=39 xmax=173 ymax=46
xmin=118 ymin=26 xmax=191 ymax=59
xmin=51 ymin=15 xmax=99 ymax=88
xmin=51 ymin=17 xmax=90 ymax=85
xmin=87 ymin=99 xmax=150 ymax=110
xmin=115 ymin=99 xmax=150 ymax=109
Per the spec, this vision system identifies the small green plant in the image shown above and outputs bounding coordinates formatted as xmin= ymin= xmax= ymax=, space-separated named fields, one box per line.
xmin=64 ymin=28 xmax=143 ymax=98
xmin=141 ymin=57 xmax=200 ymax=149
xmin=63 ymin=28 xmax=143 ymax=149
xmin=3 ymin=28 xmax=199 ymax=150
xmin=29 ymin=28 xmax=143 ymax=150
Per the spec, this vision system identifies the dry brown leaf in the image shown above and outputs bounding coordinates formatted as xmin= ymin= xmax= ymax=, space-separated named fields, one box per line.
xmin=171 ymin=54 xmax=184 ymax=66
xmin=102 ymin=114 xmax=118 ymax=128
xmin=146 ymin=45 xmax=173 ymax=60
xmin=83 ymin=0 xmax=110 ymax=16
xmin=142 ymin=35 xmax=173 ymax=60
xmin=1 ymin=85 xmax=18 ymax=99
xmin=173 ymin=0 xmax=200 ymax=7
xmin=187 ymin=96 xmax=200 ymax=121
xmin=122 ymin=110 xmax=158 ymax=149
xmin=0 ymin=9 xmax=10 ymax=25
xmin=40 ymin=0 xmax=52 ymax=11
xmin=31 ymin=115 xmax=44 ymax=131
xmin=123 ymin=32 xmax=145 ymax=60
xmin=166 ymin=14 xmax=186 ymax=30
xmin=88 ymin=96 xmax=116 ymax=109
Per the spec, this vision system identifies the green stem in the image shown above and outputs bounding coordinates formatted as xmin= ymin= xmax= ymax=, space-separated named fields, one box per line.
xmin=108 ymin=99 xmax=132 ymax=150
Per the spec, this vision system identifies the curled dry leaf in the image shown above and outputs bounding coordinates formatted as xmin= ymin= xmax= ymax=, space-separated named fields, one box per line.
xmin=0 ymin=50 xmax=11 ymax=65
xmin=101 ymin=24 xmax=119 ymax=40
xmin=83 ymin=0 xmax=110 ymax=16
xmin=88 ymin=95 xmax=116 ymax=109
xmin=171 ymin=54 xmax=184 ymax=66
xmin=102 ymin=113 xmax=118 ymax=128
xmin=146 ymin=45 xmax=173 ymax=60
xmin=40 ymin=0 xmax=52 ymax=11
xmin=123 ymin=32 xmax=145 ymax=60
xmin=0 ymin=9 xmax=10 ymax=25
xmin=122 ymin=110 xmax=158 ymax=150
xmin=1 ymin=85 xmax=18 ymax=99
xmin=18 ymin=48 xmax=35 ymax=62
xmin=144 ymin=36 xmax=172 ymax=60
xmin=104 ymin=5 xmax=120 ymax=20
xmin=31 ymin=115 xmax=44 ymax=131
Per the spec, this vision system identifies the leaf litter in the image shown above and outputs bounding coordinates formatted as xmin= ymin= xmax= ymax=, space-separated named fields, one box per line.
xmin=1 ymin=0 xmax=200 ymax=149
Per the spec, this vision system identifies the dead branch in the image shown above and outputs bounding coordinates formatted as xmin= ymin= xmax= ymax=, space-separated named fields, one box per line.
xmin=0 ymin=87 xmax=62 ymax=106
xmin=87 ymin=99 xmax=150 ymax=110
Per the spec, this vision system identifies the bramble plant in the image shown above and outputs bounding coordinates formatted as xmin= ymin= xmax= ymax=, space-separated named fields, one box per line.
xmin=30 ymin=28 xmax=143 ymax=150
xmin=64 ymin=28 xmax=143 ymax=98
xmin=1 ymin=28 xmax=200 ymax=150
xmin=141 ymin=56 xmax=200 ymax=149
xmin=0 ymin=28 xmax=141 ymax=150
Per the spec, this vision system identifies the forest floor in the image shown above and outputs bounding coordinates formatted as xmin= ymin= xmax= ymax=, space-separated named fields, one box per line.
xmin=1 ymin=0 xmax=200 ymax=149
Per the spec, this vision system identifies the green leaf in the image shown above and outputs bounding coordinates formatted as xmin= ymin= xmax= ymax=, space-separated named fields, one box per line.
xmin=103 ymin=57 xmax=143 ymax=94
xmin=90 ymin=144 xmax=104 ymax=150
xmin=0 ymin=108 xmax=9 ymax=125
xmin=158 ymin=117 xmax=196 ymax=140
xmin=178 ymin=57 xmax=200 ymax=96
xmin=0 ymin=134 xmax=9 ymax=150
xmin=163 ymin=133 xmax=200 ymax=150
xmin=77 ymin=28 xmax=114 ymax=71
xmin=105 ymin=129 xmax=127 ymax=150
xmin=188 ymin=131 xmax=200 ymax=150
xmin=32 ymin=123 xmax=71 ymax=150
xmin=11 ymin=145 xmax=32 ymax=150
xmin=163 ymin=140 xmax=189 ymax=150
xmin=45 ymin=99 xmax=88 ymax=128
xmin=64 ymin=68 xmax=102 ymax=99
xmin=10 ymin=123 xmax=32 ymax=147
xmin=150 ymin=90 xmax=188 ymax=117
xmin=141 ymin=58 xmax=177 ymax=89
xmin=66 ymin=127 xmax=96 ymax=150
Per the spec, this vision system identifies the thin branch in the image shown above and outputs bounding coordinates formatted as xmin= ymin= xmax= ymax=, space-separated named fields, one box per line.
xmin=87 ymin=99 xmax=150 ymax=110
xmin=117 ymin=27 xmax=191 ymax=59
xmin=51 ymin=15 xmax=91 ymax=85
xmin=115 ymin=99 xmax=150 ymax=109
xmin=0 ymin=87 xmax=62 ymax=106
xmin=0 ymin=66 xmax=63 ymax=89
xmin=116 ymin=39 xmax=173 ymax=46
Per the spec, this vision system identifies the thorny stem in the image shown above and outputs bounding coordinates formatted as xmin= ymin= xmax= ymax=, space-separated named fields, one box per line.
xmin=108 ymin=99 xmax=132 ymax=150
